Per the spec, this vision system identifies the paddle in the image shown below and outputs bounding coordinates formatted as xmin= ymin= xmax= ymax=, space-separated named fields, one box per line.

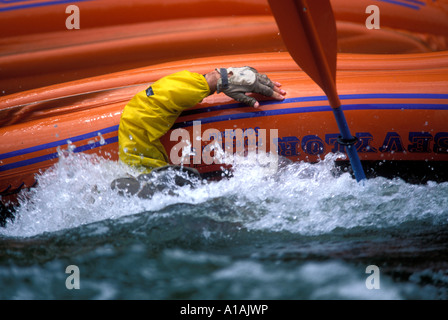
xmin=267 ymin=0 xmax=366 ymax=182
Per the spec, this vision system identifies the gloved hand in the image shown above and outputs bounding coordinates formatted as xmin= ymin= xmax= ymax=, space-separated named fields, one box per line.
xmin=216 ymin=67 xmax=285 ymax=108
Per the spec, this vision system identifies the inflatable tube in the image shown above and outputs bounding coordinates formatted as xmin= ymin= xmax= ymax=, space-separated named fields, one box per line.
xmin=1 ymin=51 xmax=447 ymax=202
xmin=2 ymin=0 xmax=448 ymax=95
xmin=1 ymin=18 xmax=445 ymax=96
xmin=0 ymin=0 xmax=271 ymax=38
xmin=2 ymin=0 xmax=447 ymax=38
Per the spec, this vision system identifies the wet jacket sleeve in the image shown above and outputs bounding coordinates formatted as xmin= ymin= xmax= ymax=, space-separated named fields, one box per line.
xmin=118 ymin=70 xmax=210 ymax=172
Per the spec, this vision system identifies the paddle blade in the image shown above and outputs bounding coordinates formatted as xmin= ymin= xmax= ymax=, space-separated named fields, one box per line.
xmin=268 ymin=0 xmax=366 ymax=182
xmin=268 ymin=0 xmax=338 ymax=104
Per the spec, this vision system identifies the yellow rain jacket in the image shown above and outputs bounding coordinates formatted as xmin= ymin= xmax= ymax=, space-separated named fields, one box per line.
xmin=118 ymin=70 xmax=210 ymax=172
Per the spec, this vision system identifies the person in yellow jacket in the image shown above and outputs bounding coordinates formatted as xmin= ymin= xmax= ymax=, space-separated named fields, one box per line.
xmin=112 ymin=67 xmax=286 ymax=198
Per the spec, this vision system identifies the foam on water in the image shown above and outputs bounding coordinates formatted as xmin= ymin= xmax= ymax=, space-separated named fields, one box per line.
xmin=1 ymin=151 xmax=447 ymax=238
xmin=241 ymin=159 xmax=448 ymax=235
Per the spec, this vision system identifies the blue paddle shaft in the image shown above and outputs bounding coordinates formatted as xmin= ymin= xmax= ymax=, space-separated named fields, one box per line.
xmin=332 ymin=107 xmax=366 ymax=182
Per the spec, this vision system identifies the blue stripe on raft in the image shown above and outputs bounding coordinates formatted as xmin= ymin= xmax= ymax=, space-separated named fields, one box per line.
xmin=373 ymin=0 xmax=423 ymax=10
xmin=173 ymin=103 xmax=448 ymax=129
xmin=1 ymin=92 xmax=448 ymax=170
xmin=0 ymin=125 xmax=119 ymax=161
xmin=0 ymin=136 xmax=118 ymax=172
xmin=0 ymin=0 xmax=92 ymax=12
xmin=180 ymin=93 xmax=448 ymax=117
xmin=181 ymin=96 xmax=329 ymax=117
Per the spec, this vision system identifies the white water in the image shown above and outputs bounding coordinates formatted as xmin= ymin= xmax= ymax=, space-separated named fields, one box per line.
xmin=1 ymin=151 xmax=447 ymax=238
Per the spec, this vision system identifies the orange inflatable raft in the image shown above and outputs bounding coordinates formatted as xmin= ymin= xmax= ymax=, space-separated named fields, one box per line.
xmin=1 ymin=0 xmax=448 ymax=205
xmin=1 ymin=51 xmax=447 ymax=198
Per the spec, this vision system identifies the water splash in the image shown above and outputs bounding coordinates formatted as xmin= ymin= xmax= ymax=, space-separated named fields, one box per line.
xmin=1 ymin=151 xmax=447 ymax=238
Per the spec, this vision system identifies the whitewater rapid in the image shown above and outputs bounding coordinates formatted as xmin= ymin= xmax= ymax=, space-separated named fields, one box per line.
xmin=1 ymin=151 xmax=447 ymax=238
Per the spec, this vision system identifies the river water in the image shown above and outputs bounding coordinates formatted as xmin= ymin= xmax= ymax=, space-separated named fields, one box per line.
xmin=1 ymin=152 xmax=447 ymax=300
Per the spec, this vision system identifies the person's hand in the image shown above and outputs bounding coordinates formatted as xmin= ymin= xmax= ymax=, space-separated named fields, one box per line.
xmin=216 ymin=67 xmax=286 ymax=108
